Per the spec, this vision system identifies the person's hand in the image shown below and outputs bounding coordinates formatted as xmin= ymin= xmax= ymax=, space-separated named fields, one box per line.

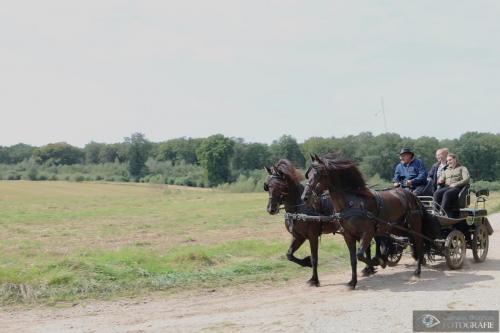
xmin=450 ymin=183 xmax=456 ymax=188
xmin=406 ymin=180 xmax=413 ymax=187
xmin=393 ymin=182 xmax=400 ymax=188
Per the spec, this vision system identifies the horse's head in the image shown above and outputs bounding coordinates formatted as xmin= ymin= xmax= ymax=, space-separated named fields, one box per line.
xmin=302 ymin=154 xmax=329 ymax=203
xmin=264 ymin=165 xmax=289 ymax=215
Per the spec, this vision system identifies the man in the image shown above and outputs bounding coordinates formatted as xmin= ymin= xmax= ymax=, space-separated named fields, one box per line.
xmin=393 ymin=147 xmax=428 ymax=196
xmin=425 ymin=148 xmax=449 ymax=194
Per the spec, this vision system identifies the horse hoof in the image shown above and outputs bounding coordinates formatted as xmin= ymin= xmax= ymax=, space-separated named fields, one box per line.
xmin=347 ymin=281 xmax=357 ymax=290
xmin=379 ymin=258 xmax=387 ymax=269
xmin=409 ymin=275 xmax=420 ymax=283
xmin=413 ymin=270 xmax=421 ymax=277
xmin=308 ymin=279 xmax=320 ymax=287
xmin=361 ymin=267 xmax=376 ymax=276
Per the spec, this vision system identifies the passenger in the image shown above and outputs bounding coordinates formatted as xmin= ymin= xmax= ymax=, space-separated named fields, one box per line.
xmin=433 ymin=153 xmax=470 ymax=217
xmin=393 ymin=148 xmax=428 ymax=196
xmin=425 ymin=148 xmax=449 ymax=195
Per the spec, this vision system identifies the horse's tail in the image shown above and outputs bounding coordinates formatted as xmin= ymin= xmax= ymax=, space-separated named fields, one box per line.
xmin=405 ymin=192 xmax=441 ymax=260
xmin=421 ymin=209 xmax=441 ymax=241
xmin=417 ymin=199 xmax=442 ymax=260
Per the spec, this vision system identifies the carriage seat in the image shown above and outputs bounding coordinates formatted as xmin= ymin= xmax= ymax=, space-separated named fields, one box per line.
xmin=456 ymin=184 xmax=471 ymax=208
xmin=460 ymin=188 xmax=489 ymax=217
xmin=449 ymin=184 xmax=470 ymax=218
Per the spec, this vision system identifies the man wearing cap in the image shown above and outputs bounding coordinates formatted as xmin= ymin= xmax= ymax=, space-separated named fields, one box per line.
xmin=392 ymin=148 xmax=428 ymax=196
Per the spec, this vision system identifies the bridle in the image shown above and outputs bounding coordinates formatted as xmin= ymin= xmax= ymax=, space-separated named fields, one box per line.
xmin=304 ymin=163 xmax=329 ymax=198
xmin=264 ymin=174 xmax=305 ymax=213
xmin=264 ymin=175 xmax=288 ymax=212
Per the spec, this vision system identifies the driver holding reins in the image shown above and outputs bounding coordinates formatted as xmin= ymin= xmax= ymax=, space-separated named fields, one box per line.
xmin=392 ymin=148 xmax=428 ymax=196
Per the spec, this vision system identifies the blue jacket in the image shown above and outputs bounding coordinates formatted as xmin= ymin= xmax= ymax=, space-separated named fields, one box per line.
xmin=393 ymin=158 xmax=428 ymax=188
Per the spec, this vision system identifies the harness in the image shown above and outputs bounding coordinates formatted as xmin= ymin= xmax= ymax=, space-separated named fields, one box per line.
xmin=284 ymin=211 xmax=343 ymax=234
xmin=285 ymin=190 xmax=435 ymax=242
xmin=284 ymin=193 xmax=339 ymax=234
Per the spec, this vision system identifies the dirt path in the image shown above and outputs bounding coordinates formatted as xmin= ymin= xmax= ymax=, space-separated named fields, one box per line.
xmin=2 ymin=214 xmax=499 ymax=333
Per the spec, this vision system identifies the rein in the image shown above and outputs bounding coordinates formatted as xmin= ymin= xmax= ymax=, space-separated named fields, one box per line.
xmin=286 ymin=207 xmax=437 ymax=244
xmin=364 ymin=210 xmax=438 ymax=244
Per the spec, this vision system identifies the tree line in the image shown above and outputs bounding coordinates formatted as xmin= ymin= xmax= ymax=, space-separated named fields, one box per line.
xmin=0 ymin=132 xmax=499 ymax=186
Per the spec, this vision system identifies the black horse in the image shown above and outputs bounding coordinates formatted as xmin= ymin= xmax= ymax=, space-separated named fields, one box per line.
xmin=264 ymin=159 xmax=377 ymax=287
xmin=302 ymin=154 xmax=440 ymax=289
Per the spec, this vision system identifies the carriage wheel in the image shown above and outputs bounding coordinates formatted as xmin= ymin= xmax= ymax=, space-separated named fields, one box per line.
xmin=472 ymin=223 xmax=489 ymax=263
xmin=380 ymin=242 xmax=403 ymax=267
xmin=386 ymin=251 xmax=403 ymax=267
xmin=444 ymin=230 xmax=466 ymax=270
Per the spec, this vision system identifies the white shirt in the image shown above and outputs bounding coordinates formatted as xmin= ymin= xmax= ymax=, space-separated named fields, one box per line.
xmin=436 ymin=162 xmax=447 ymax=179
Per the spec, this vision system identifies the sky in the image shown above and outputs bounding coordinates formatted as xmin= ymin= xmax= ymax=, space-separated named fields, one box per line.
xmin=1 ymin=1 xmax=499 ymax=147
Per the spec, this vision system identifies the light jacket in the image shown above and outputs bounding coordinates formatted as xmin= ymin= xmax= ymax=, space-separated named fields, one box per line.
xmin=440 ymin=165 xmax=470 ymax=187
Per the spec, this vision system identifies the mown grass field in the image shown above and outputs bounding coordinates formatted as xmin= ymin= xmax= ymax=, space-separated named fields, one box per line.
xmin=0 ymin=181 xmax=351 ymax=305
xmin=1 ymin=181 xmax=499 ymax=306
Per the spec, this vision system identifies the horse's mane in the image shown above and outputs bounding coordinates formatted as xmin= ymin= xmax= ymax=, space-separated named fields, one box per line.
xmin=275 ymin=159 xmax=303 ymax=186
xmin=321 ymin=156 xmax=367 ymax=193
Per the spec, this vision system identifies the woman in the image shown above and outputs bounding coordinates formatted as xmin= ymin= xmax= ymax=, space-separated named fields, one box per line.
xmin=433 ymin=153 xmax=470 ymax=217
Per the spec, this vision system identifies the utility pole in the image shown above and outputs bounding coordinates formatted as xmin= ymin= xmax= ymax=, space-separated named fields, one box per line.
xmin=378 ymin=96 xmax=388 ymax=133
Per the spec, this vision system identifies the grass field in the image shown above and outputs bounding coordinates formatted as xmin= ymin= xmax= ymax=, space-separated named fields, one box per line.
xmin=0 ymin=181 xmax=350 ymax=305
xmin=1 ymin=181 xmax=499 ymax=306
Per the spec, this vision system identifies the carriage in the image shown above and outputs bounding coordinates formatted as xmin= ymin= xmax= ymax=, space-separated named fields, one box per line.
xmin=382 ymin=186 xmax=493 ymax=269
xmin=266 ymin=156 xmax=494 ymax=289
xmin=283 ymin=185 xmax=493 ymax=271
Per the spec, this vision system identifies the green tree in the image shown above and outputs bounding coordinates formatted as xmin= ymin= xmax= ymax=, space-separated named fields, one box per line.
xmin=413 ymin=136 xmax=440 ymax=168
xmin=0 ymin=146 xmax=8 ymax=163
xmin=0 ymin=143 xmax=36 ymax=164
xmin=270 ymin=135 xmax=305 ymax=167
xmin=331 ymin=132 xmax=375 ymax=164
xmin=232 ymin=140 xmax=271 ymax=171
xmin=33 ymin=142 xmax=84 ymax=165
xmin=84 ymin=141 xmax=105 ymax=164
xmin=196 ymin=134 xmax=235 ymax=186
xmin=125 ymin=133 xmax=152 ymax=181
xmin=455 ymin=132 xmax=500 ymax=181
xmin=359 ymin=133 xmax=402 ymax=180
xmin=98 ymin=144 xmax=121 ymax=163
xmin=157 ymin=140 xmax=179 ymax=164
xmin=157 ymin=138 xmax=201 ymax=165
xmin=115 ymin=143 xmax=130 ymax=163
xmin=300 ymin=137 xmax=341 ymax=160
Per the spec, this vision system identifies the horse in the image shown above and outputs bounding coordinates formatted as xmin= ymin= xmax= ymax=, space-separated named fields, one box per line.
xmin=301 ymin=153 xmax=440 ymax=289
xmin=264 ymin=159 xmax=377 ymax=287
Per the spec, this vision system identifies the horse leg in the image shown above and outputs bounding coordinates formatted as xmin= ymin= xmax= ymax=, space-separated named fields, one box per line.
xmin=356 ymin=229 xmax=374 ymax=265
xmin=307 ymin=236 xmax=320 ymax=287
xmin=374 ymin=236 xmax=387 ymax=268
xmin=361 ymin=244 xmax=376 ymax=276
xmin=286 ymin=236 xmax=310 ymax=267
xmin=413 ymin=235 xmax=423 ymax=276
xmin=345 ymin=234 xmax=357 ymax=289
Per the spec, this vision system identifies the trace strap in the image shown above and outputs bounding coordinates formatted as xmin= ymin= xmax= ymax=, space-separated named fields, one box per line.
xmin=284 ymin=210 xmax=439 ymax=245
xmin=284 ymin=212 xmax=342 ymax=223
